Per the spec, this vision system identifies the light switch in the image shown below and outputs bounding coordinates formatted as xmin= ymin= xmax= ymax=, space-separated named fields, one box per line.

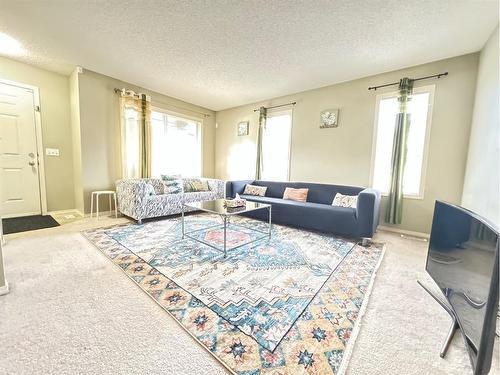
xmin=46 ymin=148 xmax=60 ymax=156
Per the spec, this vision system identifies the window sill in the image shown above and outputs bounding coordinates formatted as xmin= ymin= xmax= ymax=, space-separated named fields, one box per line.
xmin=380 ymin=193 xmax=424 ymax=201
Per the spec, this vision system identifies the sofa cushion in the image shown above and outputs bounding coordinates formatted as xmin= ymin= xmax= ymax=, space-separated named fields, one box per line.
xmin=242 ymin=194 xmax=355 ymax=213
xmin=184 ymin=179 xmax=210 ymax=192
xmin=252 ymin=181 xmax=363 ymax=204
xmin=184 ymin=191 xmax=217 ymax=203
xmin=283 ymin=187 xmax=309 ymax=202
xmin=144 ymin=191 xmax=217 ymax=211
xmin=243 ymin=184 xmax=267 ymax=196
xmin=240 ymin=194 xmax=358 ymax=235
xmin=240 ymin=194 xmax=305 ymax=206
xmin=161 ymin=174 xmax=183 ymax=194
xmin=145 ymin=183 xmax=156 ymax=197
xmin=332 ymin=193 xmax=358 ymax=208
xmin=147 ymin=193 xmax=184 ymax=204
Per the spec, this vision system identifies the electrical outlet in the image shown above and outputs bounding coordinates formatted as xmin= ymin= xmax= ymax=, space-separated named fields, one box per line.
xmin=46 ymin=148 xmax=60 ymax=156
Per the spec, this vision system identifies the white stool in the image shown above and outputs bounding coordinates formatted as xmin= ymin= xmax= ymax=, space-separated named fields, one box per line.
xmin=90 ymin=190 xmax=117 ymax=220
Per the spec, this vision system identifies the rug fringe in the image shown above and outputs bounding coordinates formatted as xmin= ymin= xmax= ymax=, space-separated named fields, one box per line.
xmin=337 ymin=243 xmax=387 ymax=375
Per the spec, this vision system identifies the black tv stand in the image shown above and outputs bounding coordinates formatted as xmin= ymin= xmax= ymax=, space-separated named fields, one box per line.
xmin=417 ymin=280 xmax=459 ymax=358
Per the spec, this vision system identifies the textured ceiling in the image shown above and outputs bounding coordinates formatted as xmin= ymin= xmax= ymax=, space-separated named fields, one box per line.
xmin=0 ymin=1 xmax=497 ymax=110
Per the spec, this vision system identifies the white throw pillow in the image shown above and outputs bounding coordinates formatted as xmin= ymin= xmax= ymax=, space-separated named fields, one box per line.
xmin=145 ymin=183 xmax=156 ymax=197
xmin=332 ymin=193 xmax=358 ymax=208
xmin=161 ymin=174 xmax=183 ymax=194
xmin=243 ymin=184 xmax=267 ymax=196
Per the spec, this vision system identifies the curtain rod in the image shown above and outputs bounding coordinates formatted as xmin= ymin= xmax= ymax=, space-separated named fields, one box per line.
xmin=113 ymin=88 xmax=211 ymax=118
xmin=253 ymin=101 xmax=297 ymax=112
xmin=368 ymin=72 xmax=448 ymax=91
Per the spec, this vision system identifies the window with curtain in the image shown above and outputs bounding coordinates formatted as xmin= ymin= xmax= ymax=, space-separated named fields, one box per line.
xmin=120 ymin=90 xmax=151 ymax=179
xmin=150 ymin=109 xmax=202 ymax=177
xmin=371 ymin=85 xmax=434 ymax=197
xmin=122 ymin=108 xmax=141 ymax=178
xmin=261 ymin=109 xmax=292 ymax=181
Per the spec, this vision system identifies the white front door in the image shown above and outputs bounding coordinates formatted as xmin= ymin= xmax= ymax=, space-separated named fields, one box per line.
xmin=0 ymin=82 xmax=42 ymax=218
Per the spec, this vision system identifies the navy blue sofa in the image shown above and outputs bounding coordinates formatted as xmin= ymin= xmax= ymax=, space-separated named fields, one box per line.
xmin=226 ymin=180 xmax=381 ymax=239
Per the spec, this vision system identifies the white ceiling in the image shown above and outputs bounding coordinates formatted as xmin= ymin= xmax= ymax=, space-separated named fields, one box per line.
xmin=0 ymin=1 xmax=497 ymax=111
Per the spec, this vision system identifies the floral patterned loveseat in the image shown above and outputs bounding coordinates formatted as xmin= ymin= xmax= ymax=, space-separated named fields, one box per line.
xmin=116 ymin=177 xmax=225 ymax=224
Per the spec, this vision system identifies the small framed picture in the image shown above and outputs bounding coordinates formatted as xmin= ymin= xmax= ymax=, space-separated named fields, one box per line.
xmin=237 ymin=121 xmax=249 ymax=136
xmin=320 ymin=109 xmax=339 ymax=128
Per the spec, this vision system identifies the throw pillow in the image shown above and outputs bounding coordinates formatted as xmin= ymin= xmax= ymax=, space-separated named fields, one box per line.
xmin=283 ymin=187 xmax=309 ymax=202
xmin=145 ymin=183 xmax=156 ymax=197
xmin=332 ymin=193 xmax=358 ymax=208
xmin=243 ymin=184 xmax=267 ymax=196
xmin=161 ymin=174 xmax=183 ymax=194
xmin=184 ymin=179 xmax=210 ymax=192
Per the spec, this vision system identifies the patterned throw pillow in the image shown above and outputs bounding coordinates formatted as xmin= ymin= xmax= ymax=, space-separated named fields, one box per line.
xmin=184 ymin=179 xmax=210 ymax=192
xmin=145 ymin=183 xmax=156 ymax=197
xmin=283 ymin=187 xmax=309 ymax=202
xmin=332 ymin=193 xmax=358 ymax=208
xmin=243 ymin=184 xmax=267 ymax=196
xmin=161 ymin=174 xmax=183 ymax=194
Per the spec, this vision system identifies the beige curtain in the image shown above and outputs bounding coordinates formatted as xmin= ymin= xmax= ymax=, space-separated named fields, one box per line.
xmin=119 ymin=89 xmax=151 ymax=179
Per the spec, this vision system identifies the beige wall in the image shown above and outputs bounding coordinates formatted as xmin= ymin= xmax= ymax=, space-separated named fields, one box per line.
xmin=77 ymin=69 xmax=216 ymax=213
xmin=0 ymin=56 xmax=75 ymax=212
xmin=462 ymin=26 xmax=499 ymax=226
xmin=215 ymin=54 xmax=479 ymax=234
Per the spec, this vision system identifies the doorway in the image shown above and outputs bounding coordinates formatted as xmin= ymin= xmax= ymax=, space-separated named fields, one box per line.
xmin=0 ymin=80 xmax=46 ymax=218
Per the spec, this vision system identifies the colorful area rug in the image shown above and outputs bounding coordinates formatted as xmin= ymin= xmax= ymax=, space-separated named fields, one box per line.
xmin=83 ymin=214 xmax=385 ymax=374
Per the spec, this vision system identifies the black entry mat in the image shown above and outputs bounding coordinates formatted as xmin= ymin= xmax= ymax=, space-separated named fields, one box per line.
xmin=2 ymin=215 xmax=60 ymax=234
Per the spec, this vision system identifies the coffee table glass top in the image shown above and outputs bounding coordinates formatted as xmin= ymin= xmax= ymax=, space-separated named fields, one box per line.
xmin=185 ymin=199 xmax=270 ymax=216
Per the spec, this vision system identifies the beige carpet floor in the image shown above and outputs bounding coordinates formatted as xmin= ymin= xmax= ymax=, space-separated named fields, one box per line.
xmin=0 ymin=216 xmax=498 ymax=374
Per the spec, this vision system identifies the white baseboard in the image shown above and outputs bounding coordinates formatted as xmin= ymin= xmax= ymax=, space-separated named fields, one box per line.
xmin=48 ymin=209 xmax=84 ymax=216
xmin=0 ymin=282 xmax=9 ymax=296
xmin=378 ymin=225 xmax=430 ymax=240
xmin=86 ymin=210 xmax=119 ymax=219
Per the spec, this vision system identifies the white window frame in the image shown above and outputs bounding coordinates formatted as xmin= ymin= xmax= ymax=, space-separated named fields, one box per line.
xmin=369 ymin=84 xmax=435 ymax=200
xmin=150 ymin=106 xmax=204 ymax=177
xmin=262 ymin=108 xmax=293 ymax=181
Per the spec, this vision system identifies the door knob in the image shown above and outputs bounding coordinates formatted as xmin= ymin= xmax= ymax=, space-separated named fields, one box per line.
xmin=28 ymin=161 xmax=35 ymax=166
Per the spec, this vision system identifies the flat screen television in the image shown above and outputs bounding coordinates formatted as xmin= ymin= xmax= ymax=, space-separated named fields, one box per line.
xmin=425 ymin=201 xmax=499 ymax=375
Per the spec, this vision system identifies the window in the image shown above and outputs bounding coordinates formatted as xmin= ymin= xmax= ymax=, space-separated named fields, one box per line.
xmin=261 ymin=109 xmax=292 ymax=181
xmin=150 ymin=109 xmax=202 ymax=177
xmin=122 ymin=108 xmax=141 ymax=179
xmin=371 ymin=85 xmax=434 ymax=198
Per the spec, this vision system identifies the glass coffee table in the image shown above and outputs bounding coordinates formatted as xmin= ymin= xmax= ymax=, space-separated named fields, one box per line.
xmin=182 ymin=199 xmax=272 ymax=258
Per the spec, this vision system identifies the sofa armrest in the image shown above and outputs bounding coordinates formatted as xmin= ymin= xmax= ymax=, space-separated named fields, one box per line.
xmin=206 ymin=178 xmax=225 ymax=198
xmin=356 ymin=188 xmax=381 ymax=238
xmin=225 ymin=180 xmax=254 ymax=198
xmin=115 ymin=179 xmax=149 ymax=220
